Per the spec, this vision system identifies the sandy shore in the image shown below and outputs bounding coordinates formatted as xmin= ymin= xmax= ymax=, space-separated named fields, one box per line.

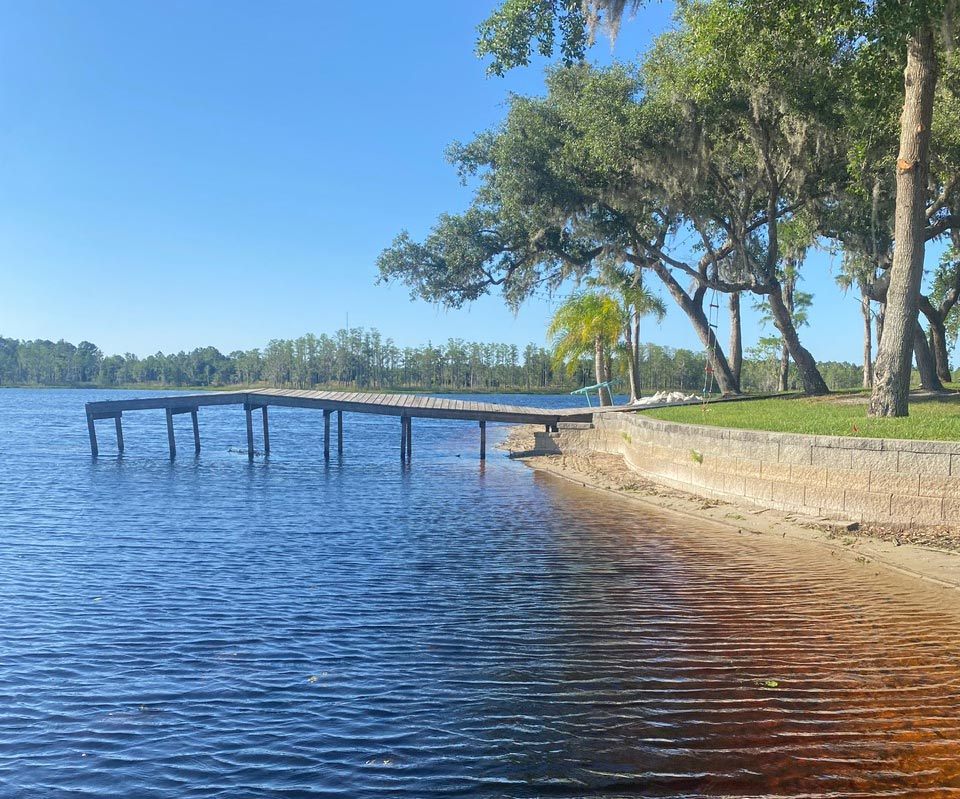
xmin=500 ymin=425 xmax=960 ymax=603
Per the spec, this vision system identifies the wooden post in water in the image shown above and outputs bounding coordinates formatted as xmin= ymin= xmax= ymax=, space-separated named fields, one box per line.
xmin=245 ymin=404 xmax=255 ymax=460
xmin=86 ymin=409 xmax=98 ymax=457
xmin=261 ymin=406 xmax=270 ymax=455
xmin=166 ymin=408 xmax=176 ymax=459
xmin=191 ymin=410 xmax=200 ymax=454
xmin=337 ymin=410 xmax=343 ymax=454
xmin=115 ymin=414 xmax=124 ymax=454
xmin=406 ymin=416 xmax=412 ymax=462
xmin=479 ymin=420 xmax=486 ymax=460
xmin=400 ymin=415 xmax=407 ymax=461
xmin=323 ymin=410 xmax=331 ymax=459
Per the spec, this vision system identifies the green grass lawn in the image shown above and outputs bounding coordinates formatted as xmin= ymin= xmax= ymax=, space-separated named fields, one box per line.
xmin=640 ymin=390 xmax=960 ymax=441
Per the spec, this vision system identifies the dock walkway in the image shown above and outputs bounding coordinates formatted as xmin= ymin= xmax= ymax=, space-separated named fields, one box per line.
xmin=84 ymin=388 xmax=626 ymax=461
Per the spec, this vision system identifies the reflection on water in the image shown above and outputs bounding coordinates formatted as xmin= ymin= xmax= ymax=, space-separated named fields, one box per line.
xmin=0 ymin=389 xmax=958 ymax=797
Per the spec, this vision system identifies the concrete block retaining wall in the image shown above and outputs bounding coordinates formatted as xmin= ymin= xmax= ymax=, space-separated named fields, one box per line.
xmin=551 ymin=413 xmax=960 ymax=527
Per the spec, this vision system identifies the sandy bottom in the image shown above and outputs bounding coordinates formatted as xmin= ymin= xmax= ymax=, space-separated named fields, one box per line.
xmin=500 ymin=425 xmax=960 ymax=609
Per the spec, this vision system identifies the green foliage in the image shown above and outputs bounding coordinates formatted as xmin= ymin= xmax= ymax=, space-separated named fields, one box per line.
xmin=744 ymin=335 xmax=784 ymax=391
xmin=547 ymin=291 xmax=622 ymax=374
xmin=931 ymin=243 xmax=960 ymax=350
xmin=382 ymin=0 xmax=960 ymax=405
xmin=0 ymin=332 xmax=559 ymax=392
xmin=476 ymin=0 xmax=589 ymax=77
xmin=3 ymin=331 xmax=817 ymax=395
xmin=0 ymin=338 xmax=103 ymax=386
xmin=376 ymin=208 xmax=544 ymax=310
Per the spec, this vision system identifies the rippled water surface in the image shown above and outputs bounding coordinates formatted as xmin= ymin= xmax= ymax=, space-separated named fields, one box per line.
xmin=2 ymin=388 xmax=960 ymax=798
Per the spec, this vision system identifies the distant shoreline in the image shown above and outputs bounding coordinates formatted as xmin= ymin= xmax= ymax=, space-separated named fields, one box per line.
xmin=0 ymin=384 xmax=582 ymax=397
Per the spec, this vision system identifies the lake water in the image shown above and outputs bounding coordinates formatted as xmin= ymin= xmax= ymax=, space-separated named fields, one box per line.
xmin=2 ymin=388 xmax=960 ymax=798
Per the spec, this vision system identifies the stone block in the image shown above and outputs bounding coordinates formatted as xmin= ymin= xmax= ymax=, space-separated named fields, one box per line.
xmin=790 ymin=465 xmax=828 ymax=487
xmin=943 ymin=499 xmax=960 ymax=524
xmin=843 ymin=490 xmax=891 ymax=521
xmin=746 ymin=478 xmax=774 ymax=502
xmin=631 ymin=455 xmax=657 ymax=474
xmin=533 ymin=431 xmax=562 ymax=454
xmin=711 ymin=455 xmax=739 ymax=474
xmin=750 ymin=441 xmax=782 ymax=462
xmin=774 ymin=432 xmax=816 ymax=448
xmin=715 ymin=437 xmax=748 ymax=459
xmin=760 ymin=461 xmax=793 ymax=481
xmin=695 ymin=468 xmax=726 ymax=492
xmin=849 ymin=448 xmax=900 ymax=472
xmin=803 ymin=485 xmax=846 ymax=515
xmin=731 ymin=459 xmax=762 ymax=479
xmin=722 ymin=473 xmax=747 ymax=495
xmin=919 ymin=475 xmax=960 ymax=500
xmin=669 ymin=463 xmax=694 ymax=485
xmin=887 ymin=494 xmax=943 ymax=525
xmin=650 ymin=443 xmax=674 ymax=462
xmin=891 ymin=439 xmax=960 ymax=455
xmin=897 ymin=450 xmax=952 ymax=477
xmin=811 ymin=446 xmax=853 ymax=470
xmin=832 ymin=435 xmax=883 ymax=451
xmin=869 ymin=472 xmax=920 ymax=496
xmin=778 ymin=443 xmax=812 ymax=465
xmin=770 ymin=480 xmax=805 ymax=507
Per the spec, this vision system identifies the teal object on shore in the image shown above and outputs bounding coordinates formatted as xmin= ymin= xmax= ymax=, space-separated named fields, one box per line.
xmin=571 ymin=377 xmax=621 ymax=407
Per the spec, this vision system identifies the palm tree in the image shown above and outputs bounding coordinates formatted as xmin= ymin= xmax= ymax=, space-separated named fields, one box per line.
xmin=547 ymin=292 xmax=622 ymax=405
xmin=587 ymin=262 xmax=666 ymax=402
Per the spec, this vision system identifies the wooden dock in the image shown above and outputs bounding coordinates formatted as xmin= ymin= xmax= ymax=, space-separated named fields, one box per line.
xmin=84 ymin=388 xmax=615 ymax=461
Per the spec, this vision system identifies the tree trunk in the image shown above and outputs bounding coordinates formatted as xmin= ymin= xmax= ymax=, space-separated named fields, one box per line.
xmin=778 ymin=341 xmax=790 ymax=392
xmin=623 ymin=311 xmax=642 ymax=402
xmin=766 ymin=282 xmax=830 ymax=395
xmin=919 ymin=297 xmax=953 ymax=383
xmin=651 ymin=262 xmax=740 ymax=396
xmin=913 ymin=321 xmax=944 ymax=390
xmin=728 ymin=292 xmax=742 ymax=392
xmin=861 ymin=287 xmax=874 ymax=388
xmin=595 ymin=337 xmax=612 ymax=406
xmin=778 ymin=275 xmax=794 ymax=392
xmin=929 ymin=320 xmax=953 ymax=384
xmin=869 ymin=25 xmax=937 ymax=417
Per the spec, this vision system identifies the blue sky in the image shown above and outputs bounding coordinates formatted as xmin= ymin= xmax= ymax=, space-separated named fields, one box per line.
xmin=0 ymin=1 xmax=914 ymax=364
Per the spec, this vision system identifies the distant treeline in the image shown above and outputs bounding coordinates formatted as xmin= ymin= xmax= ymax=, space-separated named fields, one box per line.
xmin=0 ymin=330 xmax=865 ymax=393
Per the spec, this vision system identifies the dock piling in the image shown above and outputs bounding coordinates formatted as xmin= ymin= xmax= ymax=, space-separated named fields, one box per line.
xmin=191 ymin=410 xmax=200 ymax=454
xmin=86 ymin=410 xmax=98 ymax=457
xmin=115 ymin=414 xmax=124 ymax=454
xmin=245 ymin=404 xmax=255 ymax=460
xmin=400 ymin=415 xmax=412 ymax=462
xmin=166 ymin=408 xmax=176 ymax=459
xmin=261 ymin=406 xmax=270 ymax=456
xmin=337 ymin=410 xmax=343 ymax=454
xmin=480 ymin=420 xmax=486 ymax=460
xmin=323 ymin=410 xmax=331 ymax=459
